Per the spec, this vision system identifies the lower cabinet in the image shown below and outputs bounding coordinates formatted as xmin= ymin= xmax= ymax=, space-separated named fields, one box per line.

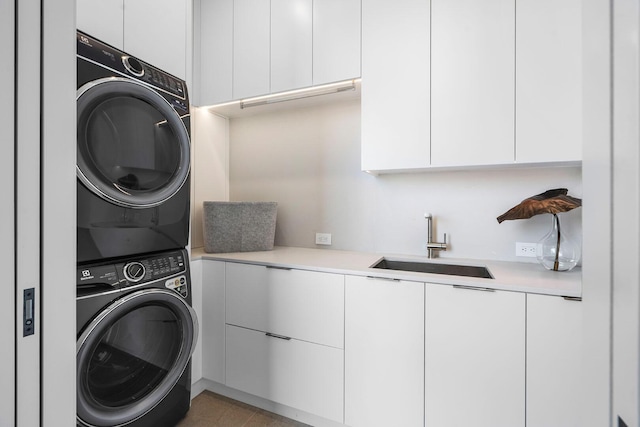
xmin=201 ymin=260 xmax=226 ymax=384
xmin=425 ymin=283 xmax=526 ymax=427
xmin=344 ymin=276 xmax=425 ymax=427
xmin=225 ymin=324 xmax=344 ymax=423
xmin=198 ymin=260 xmax=581 ymax=427
xmin=224 ymin=262 xmax=345 ymax=423
xmin=527 ymin=294 xmax=583 ymax=427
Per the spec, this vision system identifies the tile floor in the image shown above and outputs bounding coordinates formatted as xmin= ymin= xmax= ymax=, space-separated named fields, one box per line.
xmin=176 ymin=391 xmax=310 ymax=427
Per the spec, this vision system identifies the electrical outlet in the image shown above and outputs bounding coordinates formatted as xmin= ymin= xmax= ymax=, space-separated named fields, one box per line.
xmin=315 ymin=233 xmax=332 ymax=245
xmin=516 ymin=242 xmax=537 ymax=258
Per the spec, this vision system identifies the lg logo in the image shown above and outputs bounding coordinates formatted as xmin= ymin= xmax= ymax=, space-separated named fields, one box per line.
xmin=80 ymin=35 xmax=90 ymax=45
xmin=82 ymin=270 xmax=91 ymax=277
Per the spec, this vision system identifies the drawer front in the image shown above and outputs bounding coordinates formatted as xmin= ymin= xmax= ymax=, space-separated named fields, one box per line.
xmin=225 ymin=262 xmax=344 ymax=348
xmin=225 ymin=325 xmax=344 ymax=423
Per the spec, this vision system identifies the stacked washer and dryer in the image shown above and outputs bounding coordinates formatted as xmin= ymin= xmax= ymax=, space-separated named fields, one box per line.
xmin=75 ymin=31 xmax=198 ymax=427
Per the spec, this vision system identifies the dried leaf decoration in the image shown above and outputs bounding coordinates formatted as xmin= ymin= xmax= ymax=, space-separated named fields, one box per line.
xmin=496 ymin=188 xmax=582 ymax=224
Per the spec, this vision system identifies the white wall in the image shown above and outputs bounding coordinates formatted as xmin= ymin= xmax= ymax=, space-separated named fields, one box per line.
xmin=229 ymin=99 xmax=582 ymax=262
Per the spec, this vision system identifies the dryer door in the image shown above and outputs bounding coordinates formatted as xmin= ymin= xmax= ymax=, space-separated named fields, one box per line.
xmin=77 ymin=77 xmax=190 ymax=209
xmin=76 ymin=289 xmax=198 ymax=427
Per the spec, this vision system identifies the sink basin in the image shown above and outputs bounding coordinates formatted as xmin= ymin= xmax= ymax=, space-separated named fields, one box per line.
xmin=371 ymin=258 xmax=493 ymax=279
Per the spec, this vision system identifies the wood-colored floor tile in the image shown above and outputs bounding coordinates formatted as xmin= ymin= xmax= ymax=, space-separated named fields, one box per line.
xmin=176 ymin=391 xmax=308 ymax=427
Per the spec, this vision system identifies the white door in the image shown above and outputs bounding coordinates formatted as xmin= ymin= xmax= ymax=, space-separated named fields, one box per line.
xmin=431 ymin=0 xmax=515 ymax=166
xmin=527 ymin=294 xmax=583 ymax=427
xmin=0 ymin=2 xmax=15 ymax=425
xmin=425 ymin=283 xmax=525 ymax=427
xmin=345 ymin=276 xmax=424 ymax=427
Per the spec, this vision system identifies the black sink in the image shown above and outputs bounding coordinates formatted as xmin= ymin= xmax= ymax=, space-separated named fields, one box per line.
xmin=372 ymin=258 xmax=493 ymax=279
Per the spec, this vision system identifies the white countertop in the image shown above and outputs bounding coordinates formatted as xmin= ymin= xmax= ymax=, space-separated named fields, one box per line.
xmin=191 ymin=246 xmax=582 ymax=298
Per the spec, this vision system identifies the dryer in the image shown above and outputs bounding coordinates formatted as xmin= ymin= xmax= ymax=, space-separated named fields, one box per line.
xmin=77 ymin=31 xmax=191 ymax=264
xmin=76 ymin=248 xmax=197 ymax=427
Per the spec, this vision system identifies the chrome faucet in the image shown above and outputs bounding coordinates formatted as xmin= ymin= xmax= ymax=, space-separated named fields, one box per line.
xmin=425 ymin=213 xmax=447 ymax=258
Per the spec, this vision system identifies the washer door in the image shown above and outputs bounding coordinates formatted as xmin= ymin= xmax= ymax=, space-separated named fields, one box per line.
xmin=77 ymin=77 xmax=190 ymax=209
xmin=77 ymin=289 xmax=198 ymax=427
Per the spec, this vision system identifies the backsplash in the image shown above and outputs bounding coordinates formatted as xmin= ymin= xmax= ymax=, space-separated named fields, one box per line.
xmin=229 ymin=98 xmax=582 ymax=263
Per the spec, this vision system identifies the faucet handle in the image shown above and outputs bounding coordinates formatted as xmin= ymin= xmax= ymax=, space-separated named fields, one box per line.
xmin=444 ymin=233 xmax=447 ymax=244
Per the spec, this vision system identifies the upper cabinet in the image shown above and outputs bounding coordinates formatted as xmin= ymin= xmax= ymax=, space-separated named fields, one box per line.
xmin=313 ymin=0 xmax=361 ymax=86
xmin=431 ymin=0 xmax=515 ymax=167
xmin=233 ymin=0 xmax=271 ymax=99
xmin=515 ymin=0 xmax=582 ymax=163
xmin=360 ymin=0 xmax=430 ymax=172
xmin=362 ymin=0 xmax=582 ymax=173
xmin=196 ymin=0 xmax=362 ymax=106
xmin=76 ymin=0 xmax=188 ymax=80
xmin=271 ymin=0 xmax=313 ymax=93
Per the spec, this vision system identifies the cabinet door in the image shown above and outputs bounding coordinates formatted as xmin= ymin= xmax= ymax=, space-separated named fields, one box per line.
xmin=225 ymin=263 xmax=344 ymax=348
xmin=527 ymin=294 xmax=583 ymax=427
xmin=76 ymin=0 xmax=124 ymax=49
xmin=271 ymin=0 xmax=312 ymax=93
xmin=345 ymin=276 xmax=424 ymax=427
xmin=313 ymin=0 xmax=361 ymax=85
xmin=226 ymin=325 xmax=344 ymax=423
xmin=123 ymin=0 xmax=187 ymax=80
xmin=361 ymin=0 xmax=430 ymax=172
xmin=201 ymin=260 xmax=226 ymax=384
xmin=198 ymin=0 xmax=234 ymax=104
xmin=233 ymin=0 xmax=271 ymax=99
xmin=431 ymin=0 xmax=515 ymax=166
xmin=425 ymin=284 xmax=525 ymax=427
xmin=516 ymin=0 xmax=582 ymax=163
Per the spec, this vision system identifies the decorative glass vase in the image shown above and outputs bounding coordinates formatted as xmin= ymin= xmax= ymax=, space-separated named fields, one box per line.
xmin=536 ymin=214 xmax=580 ymax=271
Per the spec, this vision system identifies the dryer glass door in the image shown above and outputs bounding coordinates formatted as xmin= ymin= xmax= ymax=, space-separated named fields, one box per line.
xmin=77 ymin=289 xmax=198 ymax=427
xmin=77 ymin=77 xmax=190 ymax=209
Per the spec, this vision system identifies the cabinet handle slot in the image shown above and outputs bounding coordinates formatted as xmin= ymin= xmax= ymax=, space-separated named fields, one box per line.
xmin=266 ymin=266 xmax=292 ymax=271
xmin=563 ymin=296 xmax=582 ymax=302
xmin=366 ymin=276 xmax=400 ymax=282
xmin=452 ymin=285 xmax=495 ymax=292
xmin=265 ymin=332 xmax=292 ymax=341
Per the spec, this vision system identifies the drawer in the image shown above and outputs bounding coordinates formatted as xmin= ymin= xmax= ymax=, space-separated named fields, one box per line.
xmin=225 ymin=262 xmax=344 ymax=348
xmin=225 ymin=324 xmax=344 ymax=423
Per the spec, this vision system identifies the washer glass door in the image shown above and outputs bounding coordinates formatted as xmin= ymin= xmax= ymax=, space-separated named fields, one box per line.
xmin=77 ymin=77 xmax=190 ymax=209
xmin=77 ymin=289 xmax=197 ymax=427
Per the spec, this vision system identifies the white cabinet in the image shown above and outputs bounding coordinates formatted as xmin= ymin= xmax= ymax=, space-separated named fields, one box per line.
xmin=271 ymin=0 xmax=312 ymax=93
xmin=198 ymin=0 xmax=233 ymax=104
xmin=425 ymin=284 xmax=525 ymax=427
xmin=224 ymin=262 xmax=345 ymax=422
xmin=225 ymin=263 xmax=344 ymax=348
xmin=226 ymin=325 xmax=344 ymax=422
xmin=76 ymin=0 xmax=187 ymax=80
xmin=197 ymin=0 xmax=361 ymax=106
xmin=345 ymin=276 xmax=424 ymax=427
xmin=201 ymin=260 xmax=226 ymax=384
xmin=77 ymin=0 xmax=124 ymax=48
xmin=515 ymin=0 xmax=582 ymax=163
xmin=313 ymin=0 xmax=361 ymax=86
xmin=361 ymin=0 xmax=430 ymax=171
xmin=431 ymin=0 xmax=515 ymax=167
xmin=233 ymin=0 xmax=271 ymax=99
xmin=527 ymin=294 xmax=583 ymax=427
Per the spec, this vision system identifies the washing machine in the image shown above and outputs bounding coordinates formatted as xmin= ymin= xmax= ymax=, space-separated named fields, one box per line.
xmin=76 ymin=248 xmax=198 ymax=427
xmin=77 ymin=31 xmax=191 ymax=264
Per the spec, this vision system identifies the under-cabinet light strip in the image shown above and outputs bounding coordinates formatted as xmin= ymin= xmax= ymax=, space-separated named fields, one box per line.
xmin=207 ymin=79 xmax=360 ymax=110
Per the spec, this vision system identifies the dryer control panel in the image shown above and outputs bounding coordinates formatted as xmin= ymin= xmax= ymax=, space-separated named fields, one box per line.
xmin=117 ymin=250 xmax=187 ymax=287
